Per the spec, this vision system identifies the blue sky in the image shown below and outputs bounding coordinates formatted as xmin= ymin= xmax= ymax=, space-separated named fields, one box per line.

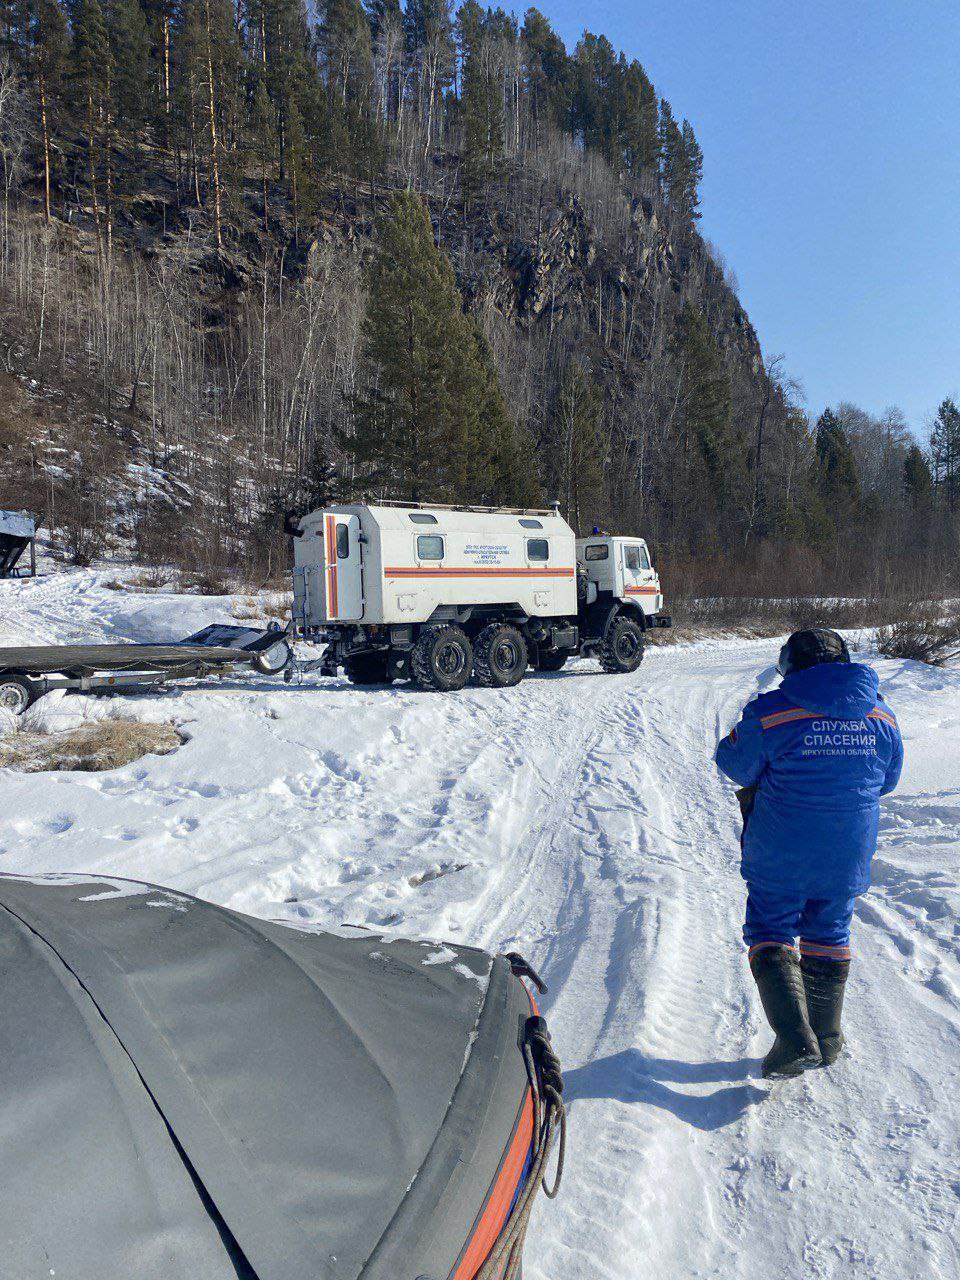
xmin=538 ymin=0 xmax=960 ymax=433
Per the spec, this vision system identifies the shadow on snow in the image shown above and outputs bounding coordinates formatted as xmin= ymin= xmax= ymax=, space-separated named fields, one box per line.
xmin=563 ymin=1047 xmax=767 ymax=1132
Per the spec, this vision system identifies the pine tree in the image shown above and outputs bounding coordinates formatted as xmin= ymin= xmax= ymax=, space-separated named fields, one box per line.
xmin=520 ymin=7 xmax=569 ymax=139
xmin=249 ymin=73 xmax=276 ymax=232
xmin=549 ymin=360 xmax=605 ymax=533
xmin=620 ymin=58 xmax=658 ymax=180
xmin=70 ymin=0 xmax=112 ymax=236
xmin=930 ymin=397 xmax=960 ymax=511
xmin=106 ymin=0 xmax=151 ymax=131
xmin=343 ymin=192 xmax=536 ymax=505
xmin=21 ymin=0 xmax=68 ymax=219
xmin=671 ymin=301 xmax=733 ymax=515
xmin=814 ymin=408 xmax=861 ymax=515
xmin=459 ymin=4 xmax=503 ymax=202
xmin=659 ymin=99 xmax=702 ymax=232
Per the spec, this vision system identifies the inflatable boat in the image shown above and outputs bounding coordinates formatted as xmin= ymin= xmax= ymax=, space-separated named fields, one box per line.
xmin=0 ymin=873 xmax=564 ymax=1280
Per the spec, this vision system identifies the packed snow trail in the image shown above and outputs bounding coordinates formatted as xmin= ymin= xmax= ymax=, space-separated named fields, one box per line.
xmin=1 ymin=573 xmax=958 ymax=1280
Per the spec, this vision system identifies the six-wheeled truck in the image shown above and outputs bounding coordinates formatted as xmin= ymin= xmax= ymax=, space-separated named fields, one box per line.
xmin=291 ymin=503 xmax=671 ymax=690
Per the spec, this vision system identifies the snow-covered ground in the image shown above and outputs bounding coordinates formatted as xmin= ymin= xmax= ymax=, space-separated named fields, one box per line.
xmin=2 ymin=571 xmax=959 ymax=1280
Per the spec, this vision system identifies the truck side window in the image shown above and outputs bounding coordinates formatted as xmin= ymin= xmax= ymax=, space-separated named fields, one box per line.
xmin=584 ymin=544 xmax=608 ymax=561
xmin=519 ymin=518 xmax=543 ymax=529
xmin=417 ymin=535 xmax=444 ymax=561
xmin=625 ymin=546 xmax=640 ymax=571
xmin=409 ymin=513 xmax=438 ymax=524
xmin=336 ymin=523 xmax=350 ymax=559
xmin=527 ymin=538 xmax=549 ymax=561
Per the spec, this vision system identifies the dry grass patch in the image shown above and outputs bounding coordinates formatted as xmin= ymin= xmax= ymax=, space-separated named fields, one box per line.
xmin=877 ymin=605 xmax=960 ymax=666
xmin=0 ymin=719 xmax=183 ymax=773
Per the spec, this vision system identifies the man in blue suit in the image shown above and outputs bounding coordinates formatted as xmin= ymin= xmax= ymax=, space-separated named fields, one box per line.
xmin=716 ymin=629 xmax=903 ymax=1078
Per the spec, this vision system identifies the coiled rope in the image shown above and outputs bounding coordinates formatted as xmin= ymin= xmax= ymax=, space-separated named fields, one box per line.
xmin=474 ymin=1012 xmax=567 ymax=1280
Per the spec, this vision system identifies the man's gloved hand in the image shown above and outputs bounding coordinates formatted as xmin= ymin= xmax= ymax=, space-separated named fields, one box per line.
xmin=736 ymin=784 xmax=758 ymax=823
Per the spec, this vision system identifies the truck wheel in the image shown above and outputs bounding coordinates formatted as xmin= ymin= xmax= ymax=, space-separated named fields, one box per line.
xmin=535 ymin=648 xmax=568 ymax=673
xmin=599 ymin=616 xmax=645 ymax=673
xmin=344 ymin=653 xmax=395 ymax=686
xmin=411 ymin=627 xmax=473 ymax=692
xmin=474 ymin=624 xmax=528 ymax=688
xmin=0 ymin=675 xmax=38 ymax=715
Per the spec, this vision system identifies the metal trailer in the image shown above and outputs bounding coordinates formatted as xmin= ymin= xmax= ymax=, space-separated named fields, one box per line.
xmin=0 ymin=510 xmax=37 ymax=579
xmin=0 ymin=623 xmax=292 ymax=714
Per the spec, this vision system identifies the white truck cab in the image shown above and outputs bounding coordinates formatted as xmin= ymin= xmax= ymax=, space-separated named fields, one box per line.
xmin=290 ymin=503 xmax=670 ymax=691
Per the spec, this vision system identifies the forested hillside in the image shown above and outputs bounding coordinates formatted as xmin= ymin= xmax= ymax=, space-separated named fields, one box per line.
xmin=0 ymin=0 xmax=955 ymax=595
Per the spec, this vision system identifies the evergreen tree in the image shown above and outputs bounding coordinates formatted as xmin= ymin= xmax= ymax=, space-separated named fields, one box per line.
xmin=249 ymin=73 xmax=276 ymax=232
xmin=549 ymin=359 xmax=605 ymax=532
xmin=659 ymin=99 xmax=702 ymax=232
xmin=671 ymin=301 xmax=733 ymax=515
xmin=520 ymin=7 xmax=569 ymax=138
xmin=70 ymin=0 xmax=112 ymax=233
xmin=343 ymin=192 xmax=535 ymax=505
xmin=105 ymin=0 xmax=150 ymax=131
xmin=20 ymin=0 xmax=68 ymax=218
xmin=458 ymin=2 xmax=503 ymax=201
xmin=571 ymin=32 xmax=620 ymax=168
xmin=620 ymin=58 xmax=658 ymax=179
xmin=814 ymin=408 xmax=861 ymax=517
xmin=930 ymin=397 xmax=960 ymax=511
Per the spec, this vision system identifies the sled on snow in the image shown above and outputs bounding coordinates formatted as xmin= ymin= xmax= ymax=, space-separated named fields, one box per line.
xmin=0 ymin=873 xmax=564 ymax=1280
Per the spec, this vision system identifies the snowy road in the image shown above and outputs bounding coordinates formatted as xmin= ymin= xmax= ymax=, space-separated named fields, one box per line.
xmin=2 ymin=574 xmax=959 ymax=1279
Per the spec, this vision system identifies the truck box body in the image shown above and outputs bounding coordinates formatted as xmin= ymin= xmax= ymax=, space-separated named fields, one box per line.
xmin=293 ymin=504 xmax=578 ymax=629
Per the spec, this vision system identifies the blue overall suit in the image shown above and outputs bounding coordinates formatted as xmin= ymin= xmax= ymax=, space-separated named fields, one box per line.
xmin=716 ymin=662 xmax=903 ymax=961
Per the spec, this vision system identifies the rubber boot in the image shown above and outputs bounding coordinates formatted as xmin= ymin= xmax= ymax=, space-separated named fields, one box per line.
xmin=801 ymin=955 xmax=850 ymax=1066
xmin=750 ymin=946 xmax=822 ymax=1078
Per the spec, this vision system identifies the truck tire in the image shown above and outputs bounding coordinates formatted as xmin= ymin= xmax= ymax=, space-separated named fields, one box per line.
xmin=0 ymin=675 xmax=38 ymax=715
xmin=535 ymin=648 xmax=568 ymax=672
xmin=599 ymin=616 xmax=645 ymax=673
xmin=474 ymin=624 xmax=528 ymax=688
xmin=344 ymin=653 xmax=395 ymax=686
xmin=411 ymin=627 xmax=473 ymax=692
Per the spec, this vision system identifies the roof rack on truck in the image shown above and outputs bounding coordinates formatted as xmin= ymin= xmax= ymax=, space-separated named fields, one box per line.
xmin=380 ymin=500 xmax=563 ymax=516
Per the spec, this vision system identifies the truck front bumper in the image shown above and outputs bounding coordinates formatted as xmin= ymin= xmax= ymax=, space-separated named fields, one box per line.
xmin=651 ymin=614 xmax=672 ymax=629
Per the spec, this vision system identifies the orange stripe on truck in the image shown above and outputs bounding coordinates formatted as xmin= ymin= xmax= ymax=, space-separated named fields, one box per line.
xmin=450 ymin=1088 xmax=536 ymax=1280
xmin=325 ymin=516 xmax=338 ymax=617
xmin=385 ymin=567 xmax=574 ymax=578
xmin=624 ymin=586 xmax=659 ymax=595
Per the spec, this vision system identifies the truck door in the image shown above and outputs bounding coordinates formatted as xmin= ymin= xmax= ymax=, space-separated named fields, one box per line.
xmin=621 ymin=542 xmax=658 ymax=611
xmin=323 ymin=513 xmax=363 ymax=621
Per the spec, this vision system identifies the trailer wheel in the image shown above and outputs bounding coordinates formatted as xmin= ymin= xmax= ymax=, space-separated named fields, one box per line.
xmin=599 ymin=616 xmax=645 ymax=673
xmin=474 ymin=624 xmax=528 ymax=688
xmin=0 ymin=675 xmax=38 ymax=715
xmin=344 ymin=653 xmax=395 ymax=686
xmin=535 ymin=648 xmax=568 ymax=673
xmin=253 ymin=640 xmax=293 ymax=675
xmin=411 ymin=627 xmax=473 ymax=692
